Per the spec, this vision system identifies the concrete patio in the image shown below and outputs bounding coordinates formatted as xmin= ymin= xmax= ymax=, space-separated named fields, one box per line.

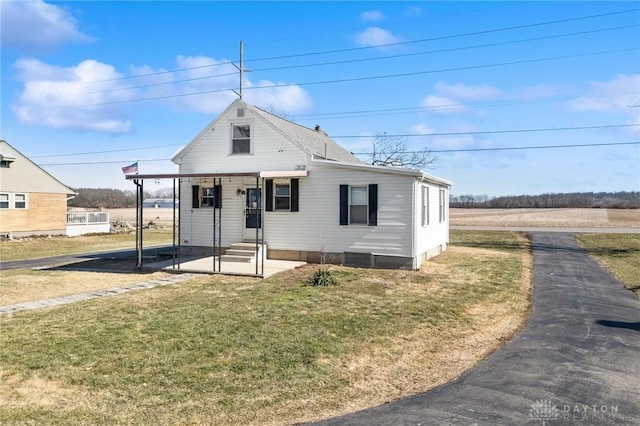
xmin=147 ymin=256 xmax=307 ymax=278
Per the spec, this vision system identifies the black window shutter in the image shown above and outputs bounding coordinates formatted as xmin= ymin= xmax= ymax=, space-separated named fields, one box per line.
xmin=265 ymin=179 xmax=273 ymax=212
xmin=192 ymin=185 xmax=200 ymax=208
xmin=368 ymin=184 xmax=378 ymax=226
xmin=214 ymin=185 xmax=222 ymax=209
xmin=339 ymin=185 xmax=349 ymax=225
xmin=290 ymin=179 xmax=299 ymax=212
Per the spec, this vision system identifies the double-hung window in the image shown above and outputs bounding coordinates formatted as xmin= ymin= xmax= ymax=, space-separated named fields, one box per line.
xmin=439 ymin=189 xmax=446 ymax=222
xmin=14 ymin=194 xmax=26 ymax=209
xmin=349 ymin=186 xmax=368 ymax=225
xmin=421 ymin=186 xmax=429 ymax=226
xmin=265 ymin=179 xmax=299 ymax=212
xmin=231 ymin=124 xmax=251 ymax=154
xmin=339 ymin=184 xmax=378 ymax=226
xmin=274 ymin=184 xmax=290 ymax=211
xmin=201 ymin=187 xmax=218 ymax=207
xmin=0 ymin=193 xmax=27 ymax=209
xmin=192 ymin=185 xmax=222 ymax=209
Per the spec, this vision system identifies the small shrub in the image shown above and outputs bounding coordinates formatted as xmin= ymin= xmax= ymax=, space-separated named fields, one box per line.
xmin=307 ymin=268 xmax=339 ymax=287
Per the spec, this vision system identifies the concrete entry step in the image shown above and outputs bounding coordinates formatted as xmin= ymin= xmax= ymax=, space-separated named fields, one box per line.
xmin=222 ymin=242 xmax=267 ymax=263
xmin=220 ymin=254 xmax=253 ymax=263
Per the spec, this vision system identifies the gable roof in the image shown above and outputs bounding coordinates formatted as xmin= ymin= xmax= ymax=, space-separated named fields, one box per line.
xmin=172 ymin=99 xmax=363 ymax=165
xmin=0 ymin=140 xmax=76 ymax=195
xmin=248 ymin=103 xmax=363 ymax=164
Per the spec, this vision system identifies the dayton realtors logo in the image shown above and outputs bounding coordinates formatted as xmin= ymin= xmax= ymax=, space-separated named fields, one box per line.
xmin=529 ymin=399 xmax=635 ymax=423
xmin=529 ymin=399 xmax=560 ymax=425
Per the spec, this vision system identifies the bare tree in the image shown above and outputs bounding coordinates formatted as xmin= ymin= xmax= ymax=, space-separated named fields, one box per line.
xmin=369 ymin=133 xmax=436 ymax=169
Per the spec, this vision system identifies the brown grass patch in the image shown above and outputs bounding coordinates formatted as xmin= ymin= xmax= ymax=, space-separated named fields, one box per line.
xmin=0 ymin=270 xmax=174 ymax=305
xmin=451 ymin=208 xmax=639 ymax=228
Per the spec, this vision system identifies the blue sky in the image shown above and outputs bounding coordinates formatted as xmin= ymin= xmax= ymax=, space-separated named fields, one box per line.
xmin=1 ymin=1 xmax=638 ymax=197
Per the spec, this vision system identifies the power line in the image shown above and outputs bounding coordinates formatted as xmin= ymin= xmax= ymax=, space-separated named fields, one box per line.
xmin=31 ymin=143 xmax=184 ymax=159
xmin=83 ymin=24 xmax=640 ymax=96
xmin=38 ymin=141 xmax=640 ymax=166
xmin=290 ymin=89 xmax=636 ymax=121
xmin=51 ymin=8 xmax=640 ymax=88
xmin=352 ymin=141 xmax=640 ymax=155
xmin=332 ymin=124 xmax=640 ymax=139
xmin=244 ymin=8 xmax=640 ymax=63
xmin=249 ymin=24 xmax=639 ymax=74
xmin=73 ymin=47 xmax=639 ymax=108
xmin=32 ymin=123 xmax=638 ymax=160
xmin=40 ymin=159 xmax=171 ymax=166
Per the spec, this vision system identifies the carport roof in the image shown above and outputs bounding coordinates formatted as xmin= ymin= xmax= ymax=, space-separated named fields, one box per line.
xmin=125 ymin=170 xmax=308 ymax=180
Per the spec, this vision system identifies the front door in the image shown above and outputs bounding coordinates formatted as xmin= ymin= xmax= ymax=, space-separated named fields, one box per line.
xmin=243 ymin=187 xmax=261 ymax=240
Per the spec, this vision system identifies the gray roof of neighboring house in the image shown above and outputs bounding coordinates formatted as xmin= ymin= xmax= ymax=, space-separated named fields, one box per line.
xmin=0 ymin=140 xmax=76 ymax=195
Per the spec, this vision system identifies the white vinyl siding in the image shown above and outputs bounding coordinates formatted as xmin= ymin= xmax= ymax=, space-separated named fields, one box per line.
xmin=264 ymin=163 xmax=412 ymax=257
xmin=176 ymin=109 xmax=307 ymax=175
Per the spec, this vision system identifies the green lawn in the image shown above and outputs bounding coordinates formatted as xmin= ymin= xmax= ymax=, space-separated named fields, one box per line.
xmin=578 ymin=233 xmax=640 ymax=297
xmin=0 ymin=231 xmax=531 ymax=425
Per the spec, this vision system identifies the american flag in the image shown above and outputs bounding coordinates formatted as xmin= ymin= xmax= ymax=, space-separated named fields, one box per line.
xmin=121 ymin=162 xmax=138 ymax=175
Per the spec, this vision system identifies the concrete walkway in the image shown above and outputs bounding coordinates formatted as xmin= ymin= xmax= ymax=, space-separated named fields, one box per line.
xmin=0 ymin=273 xmax=198 ymax=315
xmin=313 ymin=233 xmax=640 ymax=425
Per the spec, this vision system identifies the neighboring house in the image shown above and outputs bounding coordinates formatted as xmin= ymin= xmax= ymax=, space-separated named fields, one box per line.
xmin=0 ymin=140 xmax=77 ymax=238
xmin=129 ymin=99 xmax=451 ymax=270
xmin=143 ymin=198 xmax=179 ymax=208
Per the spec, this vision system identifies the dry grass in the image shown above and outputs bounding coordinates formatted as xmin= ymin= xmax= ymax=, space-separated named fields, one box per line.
xmin=450 ymin=208 xmax=639 ymax=228
xmin=0 ymin=231 xmax=532 ymax=425
xmin=0 ymin=270 xmax=174 ymax=305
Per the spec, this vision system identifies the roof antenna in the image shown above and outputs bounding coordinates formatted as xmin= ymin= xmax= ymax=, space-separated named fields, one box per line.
xmin=232 ymin=40 xmax=250 ymax=100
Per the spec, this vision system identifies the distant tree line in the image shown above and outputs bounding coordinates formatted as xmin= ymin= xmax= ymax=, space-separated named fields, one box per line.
xmin=69 ymin=188 xmax=639 ymax=209
xmin=68 ymin=188 xmax=173 ymax=208
xmin=450 ymin=192 xmax=639 ymax=209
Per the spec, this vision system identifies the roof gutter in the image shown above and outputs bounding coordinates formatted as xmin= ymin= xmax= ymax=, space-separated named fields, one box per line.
xmin=311 ymin=157 xmax=452 ymax=187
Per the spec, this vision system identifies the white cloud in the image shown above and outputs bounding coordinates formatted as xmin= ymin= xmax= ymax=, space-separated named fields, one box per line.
xmin=11 ymin=54 xmax=315 ymax=133
xmin=405 ymin=6 xmax=422 ymax=16
xmin=420 ymin=95 xmax=468 ymax=114
xmin=567 ymin=74 xmax=639 ymax=114
xmin=353 ymin=27 xmax=402 ymax=48
xmin=244 ymin=81 xmax=314 ymax=115
xmin=1 ymin=0 xmax=93 ymax=51
xmin=139 ymin=55 xmax=314 ymax=115
xmin=420 ymin=82 xmax=501 ymax=115
xmin=12 ymin=58 xmax=133 ymax=133
xmin=567 ymin=74 xmax=640 ymax=137
xmin=360 ymin=10 xmax=385 ymax=22
xmin=434 ymin=82 xmax=501 ymax=100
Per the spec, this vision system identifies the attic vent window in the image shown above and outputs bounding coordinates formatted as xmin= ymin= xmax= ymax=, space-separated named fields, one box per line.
xmin=237 ymin=108 xmax=245 ymax=117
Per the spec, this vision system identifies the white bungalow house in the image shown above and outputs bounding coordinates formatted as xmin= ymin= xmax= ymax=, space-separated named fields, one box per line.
xmin=127 ymin=99 xmax=451 ymax=272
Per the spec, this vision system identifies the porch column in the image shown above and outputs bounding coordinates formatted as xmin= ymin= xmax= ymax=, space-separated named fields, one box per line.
xmin=135 ymin=179 xmax=144 ymax=269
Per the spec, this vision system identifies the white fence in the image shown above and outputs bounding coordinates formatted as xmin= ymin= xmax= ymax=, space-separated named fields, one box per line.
xmin=66 ymin=211 xmax=111 ymax=236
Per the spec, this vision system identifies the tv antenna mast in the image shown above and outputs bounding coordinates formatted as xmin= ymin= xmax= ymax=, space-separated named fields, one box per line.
xmin=232 ymin=40 xmax=250 ymax=100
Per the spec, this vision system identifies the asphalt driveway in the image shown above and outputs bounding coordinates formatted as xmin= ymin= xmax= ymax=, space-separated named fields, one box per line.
xmin=313 ymin=233 xmax=640 ymax=425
